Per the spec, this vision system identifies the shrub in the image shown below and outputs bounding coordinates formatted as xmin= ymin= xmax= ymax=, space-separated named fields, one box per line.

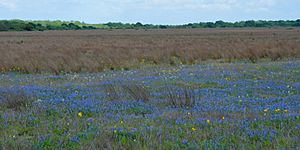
xmin=104 ymin=82 xmax=150 ymax=102
xmin=104 ymin=83 xmax=121 ymax=101
xmin=0 ymin=89 xmax=34 ymax=111
xmin=121 ymin=83 xmax=150 ymax=102
xmin=164 ymin=85 xmax=197 ymax=108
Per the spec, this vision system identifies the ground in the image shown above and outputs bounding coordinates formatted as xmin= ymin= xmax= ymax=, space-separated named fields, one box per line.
xmin=0 ymin=59 xmax=300 ymax=149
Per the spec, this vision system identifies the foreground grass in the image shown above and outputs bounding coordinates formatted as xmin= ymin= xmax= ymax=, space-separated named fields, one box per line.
xmin=0 ymin=60 xmax=300 ymax=149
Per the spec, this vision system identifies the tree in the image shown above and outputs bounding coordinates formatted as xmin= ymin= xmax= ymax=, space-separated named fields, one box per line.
xmin=293 ymin=19 xmax=300 ymax=27
xmin=159 ymin=25 xmax=167 ymax=29
xmin=68 ymin=23 xmax=81 ymax=30
xmin=61 ymin=23 xmax=69 ymax=30
xmin=24 ymin=22 xmax=36 ymax=31
xmin=245 ymin=20 xmax=256 ymax=27
xmin=82 ymin=26 xmax=96 ymax=29
xmin=215 ymin=20 xmax=225 ymax=27
xmin=0 ymin=21 xmax=9 ymax=31
xmin=35 ymin=23 xmax=46 ymax=31
xmin=205 ymin=22 xmax=216 ymax=28
xmin=134 ymin=22 xmax=143 ymax=28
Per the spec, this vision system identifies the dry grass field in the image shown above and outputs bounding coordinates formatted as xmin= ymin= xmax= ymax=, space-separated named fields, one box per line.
xmin=0 ymin=28 xmax=300 ymax=73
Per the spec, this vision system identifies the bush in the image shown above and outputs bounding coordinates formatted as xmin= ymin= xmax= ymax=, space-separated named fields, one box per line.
xmin=104 ymin=83 xmax=121 ymax=101
xmin=121 ymin=83 xmax=150 ymax=102
xmin=104 ymin=82 xmax=150 ymax=102
xmin=0 ymin=89 xmax=34 ymax=111
xmin=164 ymin=85 xmax=197 ymax=108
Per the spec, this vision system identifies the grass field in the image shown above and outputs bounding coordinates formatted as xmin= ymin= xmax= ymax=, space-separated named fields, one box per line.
xmin=1 ymin=59 xmax=300 ymax=149
xmin=0 ymin=28 xmax=300 ymax=73
xmin=0 ymin=28 xmax=300 ymax=149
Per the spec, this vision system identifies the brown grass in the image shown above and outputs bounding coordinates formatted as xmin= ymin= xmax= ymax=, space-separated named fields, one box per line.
xmin=0 ymin=28 xmax=300 ymax=73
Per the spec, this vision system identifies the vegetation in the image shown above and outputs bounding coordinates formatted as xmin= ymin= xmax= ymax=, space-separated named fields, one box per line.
xmin=0 ymin=19 xmax=300 ymax=31
xmin=1 ymin=60 xmax=300 ymax=149
xmin=165 ymin=85 xmax=197 ymax=108
xmin=0 ymin=28 xmax=299 ymax=74
xmin=104 ymin=82 xmax=150 ymax=102
xmin=0 ymin=20 xmax=97 ymax=31
xmin=0 ymin=89 xmax=35 ymax=111
xmin=0 ymin=18 xmax=299 ymax=149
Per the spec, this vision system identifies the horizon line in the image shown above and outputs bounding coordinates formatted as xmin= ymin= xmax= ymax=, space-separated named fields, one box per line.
xmin=1 ymin=18 xmax=300 ymax=26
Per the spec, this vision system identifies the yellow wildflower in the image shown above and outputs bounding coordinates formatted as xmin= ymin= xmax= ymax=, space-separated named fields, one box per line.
xmin=264 ymin=108 xmax=269 ymax=112
xmin=284 ymin=110 xmax=288 ymax=113
xmin=187 ymin=112 xmax=191 ymax=115
xmin=192 ymin=127 xmax=197 ymax=131
xmin=225 ymin=77 xmax=231 ymax=81
xmin=120 ymin=120 xmax=124 ymax=124
xmin=78 ymin=111 xmax=83 ymax=117
xmin=207 ymin=119 xmax=211 ymax=124
xmin=275 ymin=109 xmax=280 ymax=113
xmin=222 ymin=116 xmax=225 ymax=120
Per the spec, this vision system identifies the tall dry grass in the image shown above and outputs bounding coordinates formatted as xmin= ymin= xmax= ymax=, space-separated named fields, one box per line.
xmin=0 ymin=28 xmax=300 ymax=73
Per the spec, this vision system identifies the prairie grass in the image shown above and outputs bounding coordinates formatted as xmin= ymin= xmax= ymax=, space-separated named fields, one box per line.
xmin=0 ymin=28 xmax=300 ymax=73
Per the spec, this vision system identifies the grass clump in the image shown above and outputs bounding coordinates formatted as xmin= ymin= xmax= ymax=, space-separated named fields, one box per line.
xmin=164 ymin=85 xmax=198 ymax=108
xmin=0 ymin=89 xmax=34 ymax=111
xmin=121 ymin=83 xmax=150 ymax=102
xmin=104 ymin=82 xmax=150 ymax=102
xmin=104 ymin=83 xmax=121 ymax=101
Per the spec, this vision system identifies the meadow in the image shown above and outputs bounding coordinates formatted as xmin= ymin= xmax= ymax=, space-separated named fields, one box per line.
xmin=1 ymin=28 xmax=300 ymax=74
xmin=0 ymin=28 xmax=300 ymax=149
xmin=0 ymin=59 xmax=300 ymax=149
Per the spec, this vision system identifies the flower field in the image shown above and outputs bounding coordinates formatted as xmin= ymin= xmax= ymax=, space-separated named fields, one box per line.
xmin=0 ymin=59 xmax=300 ymax=149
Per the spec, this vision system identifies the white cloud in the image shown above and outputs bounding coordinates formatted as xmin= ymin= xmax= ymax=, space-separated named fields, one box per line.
xmin=0 ymin=0 xmax=17 ymax=10
xmin=0 ymin=0 xmax=281 ymax=12
xmin=99 ymin=0 xmax=279 ymax=12
xmin=120 ymin=0 xmax=239 ymax=10
xmin=1 ymin=0 xmax=296 ymax=24
xmin=245 ymin=0 xmax=279 ymax=12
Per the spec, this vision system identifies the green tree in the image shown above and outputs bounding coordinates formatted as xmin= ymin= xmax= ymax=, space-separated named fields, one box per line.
xmin=215 ymin=20 xmax=226 ymax=27
xmin=245 ymin=20 xmax=256 ymax=27
xmin=134 ymin=22 xmax=143 ymax=28
xmin=0 ymin=21 xmax=9 ymax=31
xmin=24 ymin=22 xmax=36 ymax=31
xmin=68 ymin=23 xmax=81 ymax=30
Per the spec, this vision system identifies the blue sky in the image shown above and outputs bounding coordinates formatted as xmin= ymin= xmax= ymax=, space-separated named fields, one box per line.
xmin=0 ymin=0 xmax=299 ymax=24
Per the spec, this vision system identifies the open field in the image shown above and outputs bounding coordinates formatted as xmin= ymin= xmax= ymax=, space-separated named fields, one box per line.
xmin=1 ymin=60 xmax=300 ymax=149
xmin=1 ymin=28 xmax=300 ymax=73
xmin=0 ymin=28 xmax=300 ymax=149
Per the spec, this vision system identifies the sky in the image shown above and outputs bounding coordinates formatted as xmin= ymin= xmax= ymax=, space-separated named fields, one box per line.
xmin=0 ymin=0 xmax=299 ymax=24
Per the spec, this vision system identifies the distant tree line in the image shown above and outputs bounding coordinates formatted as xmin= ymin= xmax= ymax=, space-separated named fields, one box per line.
xmin=0 ymin=20 xmax=97 ymax=31
xmin=1 ymin=19 xmax=300 ymax=31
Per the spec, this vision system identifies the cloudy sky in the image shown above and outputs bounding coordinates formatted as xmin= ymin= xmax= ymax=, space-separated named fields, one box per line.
xmin=0 ymin=0 xmax=299 ymax=24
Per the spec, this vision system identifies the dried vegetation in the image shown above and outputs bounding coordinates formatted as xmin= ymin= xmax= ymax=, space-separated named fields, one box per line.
xmin=0 ymin=28 xmax=299 ymax=73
